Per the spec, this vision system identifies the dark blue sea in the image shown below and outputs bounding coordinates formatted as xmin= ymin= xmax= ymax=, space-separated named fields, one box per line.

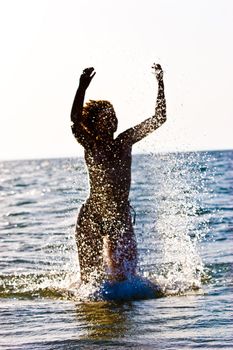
xmin=0 ymin=150 xmax=232 ymax=349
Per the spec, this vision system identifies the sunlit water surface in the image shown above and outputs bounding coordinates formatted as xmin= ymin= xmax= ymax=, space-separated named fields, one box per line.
xmin=0 ymin=151 xmax=232 ymax=349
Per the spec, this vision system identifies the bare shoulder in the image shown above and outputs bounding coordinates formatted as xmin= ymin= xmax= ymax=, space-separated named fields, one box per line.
xmin=115 ymin=128 xmax=134 ymax=147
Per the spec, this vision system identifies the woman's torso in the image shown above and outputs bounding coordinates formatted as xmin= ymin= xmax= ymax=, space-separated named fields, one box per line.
xmin=84 ymin=139 xmax=132 ymax=215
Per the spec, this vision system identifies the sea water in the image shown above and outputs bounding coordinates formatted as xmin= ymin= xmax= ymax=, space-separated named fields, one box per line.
xmin=0 ymin=151 xmax=232 ymax=349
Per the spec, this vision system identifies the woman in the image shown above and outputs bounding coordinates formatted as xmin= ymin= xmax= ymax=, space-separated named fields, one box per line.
xmin=71 ymin=64 xmax=166 ymax=284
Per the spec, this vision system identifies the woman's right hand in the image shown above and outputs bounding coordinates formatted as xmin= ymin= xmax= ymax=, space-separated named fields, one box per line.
xmin=79 ymin=67 xmax=96 ymax=90
xmin=152 ymin=63 xmax=163 ymax=82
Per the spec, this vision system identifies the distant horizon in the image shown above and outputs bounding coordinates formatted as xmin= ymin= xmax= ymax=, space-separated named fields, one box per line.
xmin=1 ymin=147 xmax=232 ymax=163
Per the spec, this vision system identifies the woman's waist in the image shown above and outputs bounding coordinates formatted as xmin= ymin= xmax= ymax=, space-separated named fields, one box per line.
xmin=89 ymin=180 xmax=130 ymax=197
xmin=88 ymin=188 xmax=129 ymax=203
xmin=84 ymin=196 xmax=130 ymax=215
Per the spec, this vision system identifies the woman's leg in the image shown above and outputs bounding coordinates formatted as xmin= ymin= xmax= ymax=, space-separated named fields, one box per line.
xmin=75 ymin=204 xmax=104 ymax=283
xmin=103 ymin=210 xmax=138 ymax=281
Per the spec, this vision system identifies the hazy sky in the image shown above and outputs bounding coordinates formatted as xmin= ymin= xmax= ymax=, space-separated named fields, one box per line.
xmin=0 ymin=0 xmax=232 ymax=160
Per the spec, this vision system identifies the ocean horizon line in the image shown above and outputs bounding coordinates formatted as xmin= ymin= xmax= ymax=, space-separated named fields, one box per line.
xmin=1 ymin=148 xmax=232 ymax=163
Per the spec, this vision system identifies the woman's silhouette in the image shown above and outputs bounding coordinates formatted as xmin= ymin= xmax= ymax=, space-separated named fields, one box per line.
xmin=71 ymin=64 xmax=166 ymax=283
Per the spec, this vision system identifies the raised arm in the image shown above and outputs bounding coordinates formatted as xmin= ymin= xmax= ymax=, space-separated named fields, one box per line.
xmin=117 ymin=64 xmax=166 ymax=145
xmin=71 ymin=67 xmax=96 ymax=148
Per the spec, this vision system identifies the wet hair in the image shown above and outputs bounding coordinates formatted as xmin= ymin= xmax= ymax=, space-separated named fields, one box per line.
xmin=82 ymin=100 xmax=116 ymax=135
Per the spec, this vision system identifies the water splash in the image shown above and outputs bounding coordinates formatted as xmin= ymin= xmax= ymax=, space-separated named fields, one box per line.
xmin=145 ymin=151 xmax=212 ymax=294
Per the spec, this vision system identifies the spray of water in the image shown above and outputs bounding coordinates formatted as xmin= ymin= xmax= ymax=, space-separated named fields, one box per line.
xmin=147 ymin=151 xmax=211 ymax=295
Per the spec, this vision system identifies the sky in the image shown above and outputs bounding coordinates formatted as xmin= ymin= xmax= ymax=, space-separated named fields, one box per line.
xmin=0 ymin=0 xmax=232 ymax=160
